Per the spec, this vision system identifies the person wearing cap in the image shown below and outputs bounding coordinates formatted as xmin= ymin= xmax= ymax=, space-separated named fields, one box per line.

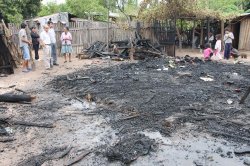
xmin=48 ymin=21 xmax=59 ymax=66
xmin=19 ymin=23 xmax=32 ymax=72
xmin=40 ymin=25 xmax=52 ymax=70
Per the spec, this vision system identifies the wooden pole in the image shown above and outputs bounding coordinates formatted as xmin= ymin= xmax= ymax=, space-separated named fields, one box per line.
xmin=200 ymin=21 xmax=204 ymax=46
xmin=192 ymin=20 xmax=196 ymax=49
xmin=176 ymin=24 xmax=182 ymax=49
xmin=221 ymin=20 xmax=224 ymax=51
xmin=106 ymin=0 xmax=110 ymax=51
xmin=239 ymin=86 xmax=250 ymax=104
xmin=207 ymin=17 xmax=210 ymax=44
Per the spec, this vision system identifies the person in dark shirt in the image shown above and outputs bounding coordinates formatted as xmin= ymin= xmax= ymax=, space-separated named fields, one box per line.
xmin=30 ymin=26 xmax=40 ymax=60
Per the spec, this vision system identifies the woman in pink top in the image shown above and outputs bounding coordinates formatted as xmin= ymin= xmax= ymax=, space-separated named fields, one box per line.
xmin=203 ymin=43 xmax=213 ymax=60
xmin=61 ymin=27 xmax=73 ymax=63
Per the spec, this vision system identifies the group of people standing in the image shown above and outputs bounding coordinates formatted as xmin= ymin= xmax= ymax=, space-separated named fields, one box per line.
xmin=18 ymin=21 xmax=73 ymax=72
xmin=203 ymin=27 xmax=235 ymax=61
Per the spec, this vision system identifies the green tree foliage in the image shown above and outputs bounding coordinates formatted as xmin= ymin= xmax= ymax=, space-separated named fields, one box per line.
xmin=197 ymin=0 xmax=244 ymax=17
xmin=20 ymin=0 xmax=42 ymax=19
xmin=242 ymin=0 xmax=250 ymax=12
xmin=123 ymin=0 xmax=139 ymax=16
xmin=66 ymin=0 xmax=107 ymax=21
xmin=139 ymin=0 xmax=246 ymax=21
xmin=38 ymin=2 xmax=68 ymax=17
xmin=0 ymin=0 xmax=41 ymax=23
xmin=38 ymin=0 xmax=140 ymax=21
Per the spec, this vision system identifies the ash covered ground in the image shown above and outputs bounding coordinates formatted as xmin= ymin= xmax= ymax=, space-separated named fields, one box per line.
xmin=51 ymin=57 xmax=250 ymax=164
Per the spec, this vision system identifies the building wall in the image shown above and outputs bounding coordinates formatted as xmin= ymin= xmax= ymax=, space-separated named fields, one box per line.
xmin=239 ymin=18 xmax=250 ymax=51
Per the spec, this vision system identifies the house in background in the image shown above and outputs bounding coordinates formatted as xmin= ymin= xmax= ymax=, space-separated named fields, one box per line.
xmin=26 ymin=12 xmax=77 ymax=31
xmin=231 ymin=13 xmax=250 ymax=51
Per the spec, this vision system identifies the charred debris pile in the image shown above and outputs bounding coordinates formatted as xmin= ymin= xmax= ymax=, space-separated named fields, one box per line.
xmin=78 ymin=34 xmax=164 ymax=60
xmin=51 ymin=56 xmax=250 ymax=164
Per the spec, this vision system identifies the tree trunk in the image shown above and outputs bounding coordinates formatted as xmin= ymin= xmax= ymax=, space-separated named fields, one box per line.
xmin=221 ymin=20 xmax=225 ymax=51
xmin=176 ymin=27 xmax=182 ymax=49
xmin=200 ymin=21 xmax=204 ymax=46
xmin=192 ymin=21 xmax=196 ymax=49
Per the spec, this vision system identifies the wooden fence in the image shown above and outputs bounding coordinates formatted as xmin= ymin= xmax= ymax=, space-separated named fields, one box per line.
xmin=8 ymin=21 xmax=156 ymax=55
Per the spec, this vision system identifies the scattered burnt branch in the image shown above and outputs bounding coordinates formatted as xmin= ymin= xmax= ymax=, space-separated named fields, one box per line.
xmin=9 ymin=121 xmax=55 ymax=128
xmin=239 ymin=86 xmax=250 ymax=104
xmin=119 ymin=114 xmax=140 ymax=121
xmin=0 ymin=137 xmax=15 ymax=142
xmin=0 ymin=94 xmax=35 ymax=103
xmin=15 ymin=88 xmax=27 ymax=93
xmin=51 ymin=57 xmax=250 ymax=149
xmin=0 ymin=85 xmax=16 ymax=89
xmin=64 ymin=150 xmax=91 ymax=166
xmin=210 ymin=130 xmax=250 ymax=142
xmin=234 ymin=147 xmax=250 ymax=154
xmin=18 ymin=146 xmax=70 ymax=166
xmin=193 ymin=115 xmax=224 ymax=121
xmin=0 ymin=118 xmax=54 ymax=128
xmin=52 ymin=146 xmax=72 ymax=159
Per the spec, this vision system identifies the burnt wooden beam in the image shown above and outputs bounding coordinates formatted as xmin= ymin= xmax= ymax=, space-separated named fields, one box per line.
xmin=239 ymin=86 xmax=250 ymax=104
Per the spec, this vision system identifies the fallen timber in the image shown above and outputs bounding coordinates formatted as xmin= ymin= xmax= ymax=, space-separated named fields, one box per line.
xmin=78 ymin=35 xmax=165 ymax=60
xmin=0 ymin=94 xmax=35 ymax=103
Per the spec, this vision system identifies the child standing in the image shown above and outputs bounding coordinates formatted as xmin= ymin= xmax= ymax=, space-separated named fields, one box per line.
xmin=203 ymin=43 xmax=213 ymax=60
xmin=213 ymin=34 xmax=222 ymax=60
xmin=223 ymin=28 xmax=234 ymax=60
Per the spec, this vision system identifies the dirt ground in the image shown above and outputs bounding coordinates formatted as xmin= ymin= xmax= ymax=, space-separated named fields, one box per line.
xmin=0 ymin=49 xmax=250 ymax=166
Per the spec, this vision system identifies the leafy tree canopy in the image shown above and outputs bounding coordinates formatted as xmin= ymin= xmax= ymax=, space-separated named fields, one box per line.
xmin=139 ymin=0 xmax=247 ymax=21
xmin=38 ymin=0 xmax=139 ymax=21
xmin=38 ymin=2 xmax=68 ymax=17
xmin=66 ymin=0 xmax=108 ymax=21
xmin=0 ymin=0 xmax=42 ymax=23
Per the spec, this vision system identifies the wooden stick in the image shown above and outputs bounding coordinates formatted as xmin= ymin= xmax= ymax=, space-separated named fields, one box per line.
xmin=144 ymin=94 xmax=156 ymax=105
xmin=119 ymin=114 xmax=140 ymax=121
xmin=239 ymin=86 xmax=250 ymax=104
xmin=0 ymin=117 xmax=54 ymax=128
xmin=0 ymin=137 xmax=15 ymax=142
xmin=52 ymin=146 xmax=72 ymax=159
xmin=15 ymin=88 xmax=27 ymax=93
xmin=75 ymin=97 xmax=84 ymax=103
xmin=0 ymin=94 xmax=35 ymax=103
xmin=193 ymin=115 xmax=224 ymax=121
xmin=9 ymin=121 xmax=55 ymax=128
xmin=0 ymin=85 xmax=16 ymax=89
xmin=210 ymin=130 xmax=250 ymax=142
xmin=18 ymin=146 xmax=70 ymax=166
xmin=234 ymin=147 xmax=250 ymax=154
xmin=64 ymin=151 xmax=91 ymax=166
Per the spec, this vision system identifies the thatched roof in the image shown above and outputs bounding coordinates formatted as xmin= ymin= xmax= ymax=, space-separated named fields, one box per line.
xmin=139 ymin=0 xmax=241 ymax=21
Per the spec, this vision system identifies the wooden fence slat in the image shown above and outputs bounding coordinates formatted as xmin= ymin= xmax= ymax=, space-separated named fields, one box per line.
xmin=8 ymin=21 xmax=154 ymax=55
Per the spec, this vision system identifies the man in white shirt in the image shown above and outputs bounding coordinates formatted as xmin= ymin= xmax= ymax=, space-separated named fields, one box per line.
xmin=223 ymin=28 xmax=234 ymax=60
xmin=48 ymin=21 xmax=58 ymax=65
xmin=40 ymin=25 xmax=52 ymax=70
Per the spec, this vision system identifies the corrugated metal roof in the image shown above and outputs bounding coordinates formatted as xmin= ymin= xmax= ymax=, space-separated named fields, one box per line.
xmin=240 ymin=13 xmax=250 ymax=16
